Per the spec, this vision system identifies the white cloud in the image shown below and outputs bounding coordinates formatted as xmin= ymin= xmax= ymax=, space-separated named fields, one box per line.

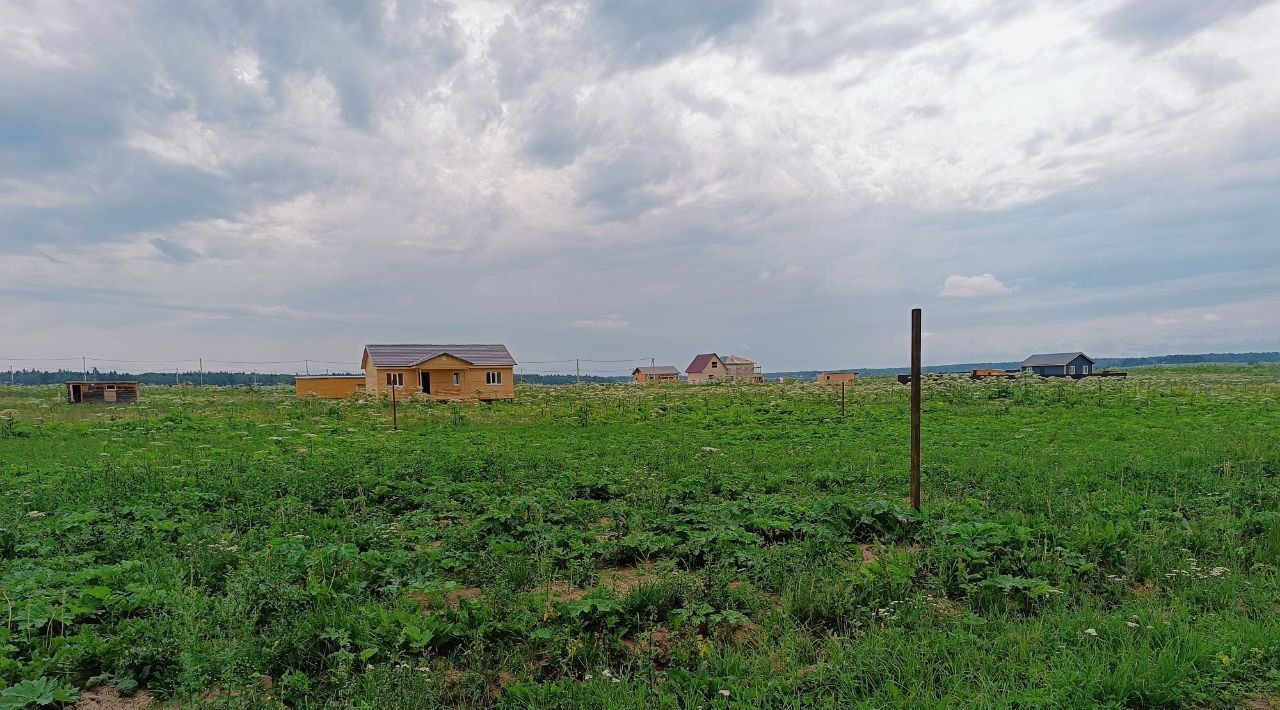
xmin=573 ymin=315 xmax=631 ymax=330
xmin=1203 ymin=313 xmax=1222 ymax=321
xmin=939 ymin=274 xmax=1012 ymax=298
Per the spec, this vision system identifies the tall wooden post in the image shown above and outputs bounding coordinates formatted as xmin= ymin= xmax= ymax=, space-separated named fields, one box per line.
xmin=910 ymin=308 xmax=922 ymax=511
xmin=198 ymin=358 xmax=203 ymax=386
xmin=576 ymin=358 xmax=581 ymax=384
xmin=391 ymin=383 xmax=398 ymax=431
xmin=840 ymin=380 xmax=846 ymax=418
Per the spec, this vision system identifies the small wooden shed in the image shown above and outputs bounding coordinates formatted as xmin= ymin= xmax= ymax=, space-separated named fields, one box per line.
xmin=66 ymin=381 xmax=140 ymax=404
xmin=296 ymin=375 xmax=366 ymax=399
xmin=817 ymin=372 xmax=856 ymax=385
xmin=632 ymin=366 xmax=680 ymax=383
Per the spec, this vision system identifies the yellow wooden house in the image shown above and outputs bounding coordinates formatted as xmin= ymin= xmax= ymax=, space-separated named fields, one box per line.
xmin=361 ymin=344 xmax=517 ymax=400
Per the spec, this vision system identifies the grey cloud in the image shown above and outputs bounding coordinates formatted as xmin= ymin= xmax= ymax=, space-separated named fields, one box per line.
xmin=151 ymin=237 xmax=201 ymax=264
xmin=575 ymin=144 xmax=683 ymax=221
xmin=1 ymin=156 xmax=237 ymax=249
xmin=1173 ymin=53 xmax=1249 ymax=92
xmin=522 ymin=94 xmax=598 ymax=168
xmin=588 ymin=0 xmax=767 ymax=67
xmin=1098 ymin=0 xmax=1272 ymax=48
xmin=747 ymin=1 xmax=1030 ymax=76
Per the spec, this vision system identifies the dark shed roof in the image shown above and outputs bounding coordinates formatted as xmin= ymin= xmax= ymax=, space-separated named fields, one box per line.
xmin=1019 ymin=352 xmax=1094 ymax=367
xmin=363 ymin=344 xmax=516 ymax=368
xmin=634 ymin=366 xmax=680 ymax=376
xmin=686 ymin=353 xmax=718 ymax=373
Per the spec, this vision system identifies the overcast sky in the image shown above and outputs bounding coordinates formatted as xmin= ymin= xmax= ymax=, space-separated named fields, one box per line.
xmin=3 ymin=0 xmax=1279 ymax=373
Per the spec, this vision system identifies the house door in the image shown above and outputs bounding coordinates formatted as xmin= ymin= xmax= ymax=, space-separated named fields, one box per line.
xmin=419 ymin=371 xmax=430 ymax=394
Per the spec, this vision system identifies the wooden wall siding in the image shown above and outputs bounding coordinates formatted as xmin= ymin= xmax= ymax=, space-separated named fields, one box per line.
xmin=634 ymin=372 xmax=679 ymax=383
xmin=818 ymin=372 xmax=856 ymax=385
xmin=295 ymin=377 xmax=365 ymax=399
xmin=66 ymin=383 xmax=140 ymax=404
xmin=364 ymin=365 xmax=515 ymax=400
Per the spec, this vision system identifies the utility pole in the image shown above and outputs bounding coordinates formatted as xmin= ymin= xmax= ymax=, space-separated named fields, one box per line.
xmin=575 ymin=358 xmax=580 ymax=385
xmin=82 ymin=356 xmax=87 ymax=381
xmin=910 ymin=308 xmax=922 ymax=512
xmin=305 ymin=358 xmax=310 ymax=376
xmin=175 ymin=369 xmax=179 ymax=385
xmin=198 ymin=358 xmax=203 ymax=386
xmin=650 ymin=357 xmax=655 ymax=369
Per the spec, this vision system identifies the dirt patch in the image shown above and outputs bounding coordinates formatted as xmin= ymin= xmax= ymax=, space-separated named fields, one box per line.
xmin=445 ymin=587 xmax=483 ymax=608
xmin=858 ymin=544 xmax=877 ymax=563
xmin=75 ymin=688 xmax=155 ymax=709
xmin=419 ymin=540 xmax=444 ymax=552
xmin=622 ymin=626 xmax=674 ymax=660
xmin=1130 ymin=579 xmax=1160 ymax=598
xmin=598 ymin=564 xmax=658 ymax=595
xmin=729 ymin=621 xmax=762 ymax=647
xmin=1243 ymin=696 xmax=1280 ymax=709
xmin=930 ymin=597 xmax=963 ymax=620
xmin=544 ymin=580 xmax=588 ymax=604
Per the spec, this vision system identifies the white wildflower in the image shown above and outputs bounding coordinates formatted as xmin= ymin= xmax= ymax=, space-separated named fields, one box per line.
xmin=719 ymin=689 xmax=731 ymax=697
xmin=27 ymin=510 xmax=46 ymax=518
xmin=1083 ymin=628 xmax=1098 ymax=637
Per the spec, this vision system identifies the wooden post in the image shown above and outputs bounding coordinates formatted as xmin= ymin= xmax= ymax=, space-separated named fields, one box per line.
xmin=910 ymin=308 xmax=922 ymax=511
xmin=840 ymin=380 xmax=846 ymax=418
xmin=198 ymin=358 xmax=203 ymax=386
xmin=391 ymin=383 xmax=398 ymax=431
xmin=575 ymin=358 xmax=580 ymax=385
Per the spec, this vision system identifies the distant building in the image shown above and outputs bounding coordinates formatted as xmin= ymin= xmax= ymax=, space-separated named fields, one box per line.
xmin=721 ymin=355 xmax=764 ymax=382
xmin=686 ymin=353 xmax=763 ymax=383
xmin=296 ymin=375 xmax=366 ymax=398
xmin=685 ymin=354 xmax=725 ymax=383
xmin=1019 ymin=352 xmax=1095 ymax=378
xmin=66 ymin=381 xmax=139 ymax=404
xmin=817 ymin=372 xmax=856 ymax=386
xmin=361 ymin=344 xmax=517 ymax=400
xmin=632 ymin=366 xmax=680 ymax=384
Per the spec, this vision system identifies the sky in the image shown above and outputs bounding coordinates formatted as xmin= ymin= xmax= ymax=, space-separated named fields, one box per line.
xmin=2 ymin=0 xmax=1279 ymax=374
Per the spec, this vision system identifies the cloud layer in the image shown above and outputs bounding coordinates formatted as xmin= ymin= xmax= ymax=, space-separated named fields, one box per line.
xmin=2 ymin=0 xmax=1279 ymax=371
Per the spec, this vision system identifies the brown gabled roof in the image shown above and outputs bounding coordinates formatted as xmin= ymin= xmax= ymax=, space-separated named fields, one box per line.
xmin=686 ymin=353 xmax=718 ymax=373
xmin=721 ymin=354 xmax=755 ymax=365
xmin=634 ymin=366 xmax=680 ymax=376
xmin=363 ymin=344 xmax=516 ymax=368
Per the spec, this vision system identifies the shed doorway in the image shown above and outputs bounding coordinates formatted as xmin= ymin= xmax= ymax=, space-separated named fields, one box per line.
xmin=419 ymin=371 xmax=430 ymax=394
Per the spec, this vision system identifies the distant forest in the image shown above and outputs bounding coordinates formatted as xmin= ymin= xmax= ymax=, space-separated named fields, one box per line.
xmin=4 ymin=353 xmax=1278 ymax=387
xmin=2 ymin=369 xmax=301 ymax=386
xmin=771 ymin=352 xmax=1280 ymax=379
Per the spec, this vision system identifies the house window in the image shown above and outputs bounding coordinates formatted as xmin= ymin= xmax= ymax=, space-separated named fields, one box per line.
xmin=386 ymin=372 xmax=403 ymax=388
xmin=486 ymin=371 xmax=502 ymax=385
xmin=1084 ymin=365 xmax=1091 ymax=374
xmin=1068 ymin=366 xmax=1076 ymax=375
xmin=453 ymin=372 xmax=461 ymax=387
xmin=711 ymin=361 xmax=717 ymax=368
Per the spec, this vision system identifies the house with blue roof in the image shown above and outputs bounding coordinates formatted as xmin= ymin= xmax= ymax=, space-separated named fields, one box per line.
xmin=1019 ymin=352 xmax=1095 ymax=378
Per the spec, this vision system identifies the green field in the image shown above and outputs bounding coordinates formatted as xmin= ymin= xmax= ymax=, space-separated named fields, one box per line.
xmin=1 ymin=367 xmax=1278 ymax=708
